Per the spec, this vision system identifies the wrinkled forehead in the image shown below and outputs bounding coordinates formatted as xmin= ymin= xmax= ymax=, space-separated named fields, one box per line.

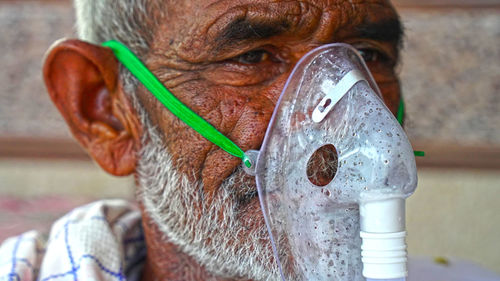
xmin=195 ymin=0 xmax=396 ymax=14
xmin=153 ymin=0 xmax=401 ymax=62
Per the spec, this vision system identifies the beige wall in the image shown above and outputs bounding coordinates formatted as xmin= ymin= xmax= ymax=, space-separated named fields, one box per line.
xmin=407 ymin=168 xmax=500 ymax=274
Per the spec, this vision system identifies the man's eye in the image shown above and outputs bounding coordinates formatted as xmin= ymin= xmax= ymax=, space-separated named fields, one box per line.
xmin=234 ymin=49 xmax=270 ymax=64
xmin=357 ymin=48 xmax=389 ymax=63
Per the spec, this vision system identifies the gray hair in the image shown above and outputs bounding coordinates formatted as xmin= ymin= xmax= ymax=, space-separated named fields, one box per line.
xmin=138 ymin=116 xmax=281 ymax=281
xmin=74 ymin=0 xmax=165 ymax=97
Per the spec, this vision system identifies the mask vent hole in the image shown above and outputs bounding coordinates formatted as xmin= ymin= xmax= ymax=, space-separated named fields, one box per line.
xmin=306 ymin=144 xmax=338 ymax=187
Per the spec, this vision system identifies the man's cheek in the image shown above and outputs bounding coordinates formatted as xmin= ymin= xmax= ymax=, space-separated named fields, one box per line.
xmin=148 ymin=78 xmax=273 ymax=188
xmin=138 ymin=81 xmax=227 ymax=179
xmin=365 ymin=66 xmax=401 ymax=115
xmin=376 ymin=79 xmax=401 ymax=115
xmin=200 ymin=87 xmax=276 ymax=197
xmin=220 ymin=73 xmax=294 ymax=152
xmin=229 ymin=95 xmax=275 ymax=151
xmin=173 ymin=80 xmax=277 ymax=149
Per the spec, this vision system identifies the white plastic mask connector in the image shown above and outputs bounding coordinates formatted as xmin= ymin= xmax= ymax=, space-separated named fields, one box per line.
xmin=312 ymin=69 xmax=366 ymax=123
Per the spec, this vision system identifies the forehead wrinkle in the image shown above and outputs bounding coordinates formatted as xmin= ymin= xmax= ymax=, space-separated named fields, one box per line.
xmin=314 ymin=0 xmax=401 ymax=41
xmin=202 ymin=2 xmax=305 ymax=55
xmin=215 ymin=17 xmax=291 ymax=49
xmin=175 ymin=0 xmax=399 ymax=62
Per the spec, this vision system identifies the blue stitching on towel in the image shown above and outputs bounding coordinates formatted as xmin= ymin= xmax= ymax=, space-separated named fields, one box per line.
xmin=52 ymin=216 xmax=108 ymax=241
xmin=3 ymin=273 xmax=20 ymax=281
xmin=41 ymin=270 xmax=75 ymax=281
xmin=8 ymin=235 xmax=22 ymax=281
xmin=79 ymin=255 xmax=124 ymax=280
xmin=63 ymin=221 xmax=77 ymax=281
xmin=17 ymin=258 xmax=34 ymax=270
xmin=41 ymin=254 xmax=126 ymax=281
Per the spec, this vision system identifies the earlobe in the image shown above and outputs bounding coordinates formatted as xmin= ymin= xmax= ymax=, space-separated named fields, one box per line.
xmin=43 ymin=39 xmax=141 ymax=176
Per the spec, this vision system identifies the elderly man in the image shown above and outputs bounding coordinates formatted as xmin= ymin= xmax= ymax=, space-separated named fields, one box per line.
xmin=0 ymin=0 xmax=403 ymax=280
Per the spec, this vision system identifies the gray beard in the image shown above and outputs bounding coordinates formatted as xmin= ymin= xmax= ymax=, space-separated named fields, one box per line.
xmin=136 ymin=121 xmax=281 ymax=281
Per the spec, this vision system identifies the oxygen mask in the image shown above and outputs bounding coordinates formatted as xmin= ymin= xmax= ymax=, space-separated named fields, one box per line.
xmin=246 ymin=44 xmax=418 ymax=281
xmin=104 ymin=41 xmax=419 ymax=281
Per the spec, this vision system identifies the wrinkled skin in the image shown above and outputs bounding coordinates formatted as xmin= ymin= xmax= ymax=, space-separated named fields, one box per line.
xmin=139 ymin=1 xmax=401 ymax=278
xmin=43 ymin=0 xmax=403 ymax=280
xmin=143 ymin=0 xmax=401 ymax=194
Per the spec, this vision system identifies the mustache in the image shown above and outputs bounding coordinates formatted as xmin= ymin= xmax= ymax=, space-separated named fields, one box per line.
xmin=220 ymin=164 xmax=258 ymax=207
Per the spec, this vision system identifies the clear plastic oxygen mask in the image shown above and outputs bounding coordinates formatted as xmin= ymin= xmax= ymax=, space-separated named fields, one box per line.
xmin=104 ymin=41 xmax=418 ymax=281
xmin=245 ymin=44 xmax=418 ymax=281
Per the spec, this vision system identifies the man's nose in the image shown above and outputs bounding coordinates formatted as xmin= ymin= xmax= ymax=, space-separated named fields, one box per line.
xmin=289 ymin=43 xmax=323 ymax=62
xmin=263 ymin=43 xmax=323 ymax=105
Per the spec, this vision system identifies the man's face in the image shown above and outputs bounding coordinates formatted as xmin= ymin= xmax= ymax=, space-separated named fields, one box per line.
xmin=137 ymin=0 xmax=402 ymax=279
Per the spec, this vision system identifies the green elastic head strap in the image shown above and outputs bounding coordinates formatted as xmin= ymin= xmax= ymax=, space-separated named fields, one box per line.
xmin=102 ymin=40 xmax=252 ymax=168
xmin=103 ymin=40 xmax=423 ymax=164
xmin=397 ymin=98 xmax=425 ymax=157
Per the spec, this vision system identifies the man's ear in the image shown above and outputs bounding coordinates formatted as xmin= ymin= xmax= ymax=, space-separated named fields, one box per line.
xmin=43 ymin=39 xmax=142 ymax=176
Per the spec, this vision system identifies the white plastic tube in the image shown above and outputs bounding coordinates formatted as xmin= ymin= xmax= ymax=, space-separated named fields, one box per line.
xmin=360 ymin=198 xmax=408 ymax=280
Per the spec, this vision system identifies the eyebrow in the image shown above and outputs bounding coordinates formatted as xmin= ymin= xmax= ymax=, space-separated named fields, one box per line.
xmin=215 ymin=17 xmax=290 ymax=50
xmin=214 ymin=17 xmax=404 ymax=51
xmin=355 ymin=18 xmax=404 ymax=47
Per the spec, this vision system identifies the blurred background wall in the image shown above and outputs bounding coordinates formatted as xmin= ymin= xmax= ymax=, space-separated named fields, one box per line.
xmin=0 ymin=0 xmax=499 ymax=276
